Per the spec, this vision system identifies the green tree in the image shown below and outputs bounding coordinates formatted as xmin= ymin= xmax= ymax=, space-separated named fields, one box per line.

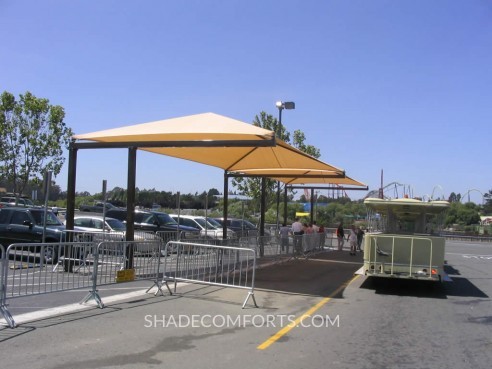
xmin=448 ymin=192 xmax=461 ymax=203
xmin=0 ymin=91 xmax=73 ymax=197
xmin=445 ymin=202 xmax=481 ymax=227
xmin=292 ymin=130 xmax=321 ymax=158
xmin=483 ymin=189 xmax=492 ymax=215
xmin=232 ymin=111 xmax=321 ymax=211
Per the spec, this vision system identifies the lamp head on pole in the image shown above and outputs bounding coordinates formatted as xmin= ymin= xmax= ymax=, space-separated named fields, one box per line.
xmin=276 ymin=101 xmax=295 ymax=110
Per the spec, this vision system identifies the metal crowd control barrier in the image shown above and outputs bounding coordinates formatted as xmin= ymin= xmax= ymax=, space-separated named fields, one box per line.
xmin=0 ymin=244 xmax=14 ymax=328
xmin=0 ymin=237 xmax=165 ymax=328
xmin=239 ymin=231 xmax=332 ymax=259
xmin=82 ymin=239 xmax=165 ymax=308
xmin=161 ymin=241 xmax=258 ymax=308
xmin=1 ymin=241 xmax=95 ymax=328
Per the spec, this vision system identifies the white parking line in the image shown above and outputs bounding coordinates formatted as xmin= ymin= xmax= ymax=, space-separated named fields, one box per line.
xmin=447 ymin=252 xmax=492 ymax=261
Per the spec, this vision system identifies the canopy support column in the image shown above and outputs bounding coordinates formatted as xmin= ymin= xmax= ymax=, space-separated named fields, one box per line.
xmin=64 ymin=141 xmax=78 ymax=272
xmin=259 ymin=178 xmax=266 ymax=257
xmin=65 ymin=141 xmax=77 ymax=232
xmin=125 ymin=147 xmax=137 ymax=269
xmin=283 ymin=185 xmax=288 ymax=226
xmin=223 ymin=171 xmax=229 ymax=241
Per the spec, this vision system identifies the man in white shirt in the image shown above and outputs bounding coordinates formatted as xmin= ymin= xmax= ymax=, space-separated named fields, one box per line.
xmin=291 ymin=218 xmax=303 ymax=253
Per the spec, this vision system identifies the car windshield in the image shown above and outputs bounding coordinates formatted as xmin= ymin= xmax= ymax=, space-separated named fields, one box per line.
xmin=195 ymin=217 xmax=218 ymax=229
xmin=106 ymin=218 xmax=126 ymax=231
xmin=207 ymin=218 xmax=223 ymax=228
xmin=155 ymin=213 xmax=178 ymax=226
xmin=244 ymin=220 xmax=257 ymax=229
xmin=31 ymin=210 xmax=63 ymax=226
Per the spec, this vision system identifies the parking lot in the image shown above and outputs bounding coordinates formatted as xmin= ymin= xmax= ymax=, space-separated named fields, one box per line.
xmin=1 ymin=241 xmax=491 ymax=369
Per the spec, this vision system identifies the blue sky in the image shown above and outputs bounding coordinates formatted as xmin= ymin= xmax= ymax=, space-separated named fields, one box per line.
xmin=1 ymin=0 xmax=491 ymax=203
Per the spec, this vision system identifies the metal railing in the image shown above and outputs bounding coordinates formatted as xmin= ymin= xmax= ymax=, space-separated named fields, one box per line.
xmin=366 ymin=235 xmax=439 ymax=280
xmin=440 ymin=233 xmax=492 ymax=243
xmin=82 ymin=240 xmax=166 ymax=308
xmin=0 ymin=244 xmax=13 ymax=328
xmin=239 ymin=231 xmax=332 ymax=259
xmin=0 ymin=234 xmax=261 ymax=328
xmin=162 ymin=241 xmax=258 ymax=308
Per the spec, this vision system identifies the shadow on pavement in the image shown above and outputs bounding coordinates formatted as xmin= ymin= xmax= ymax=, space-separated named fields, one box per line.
xmin=444 ymin=263 xmax=461 ymax=276
xmin=359 ymin=277 xmax=448 ymax=299
xmin=359 ymin=272 xmax=489 ymax=299
xmin=254 ymin=250 xmax=363 ymax=297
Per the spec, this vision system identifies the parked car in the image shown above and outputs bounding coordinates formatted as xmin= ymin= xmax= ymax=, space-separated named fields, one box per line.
xmin=0 ymin=207 xmax=67 ymax=262
xmin=79 ymin=202 xmax=120 ymax=213
xmin=65 ymin=215 xmax=161 ymax=254
xmin=105 ymin=209 xmax=200 ymax=238
xmin=212 ymin=217 xmax=260 ymax=239
xmin=0 ymin=196 xmax=35 ymax=208
xmin=170 ymin=214 xmax=236 ymax=240
xmin=70 ymin=215 xmax=126 ymax=233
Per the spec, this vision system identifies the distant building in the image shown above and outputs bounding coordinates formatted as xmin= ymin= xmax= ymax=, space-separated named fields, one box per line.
xmin=480 ymin=216 xmax=492 ymax=225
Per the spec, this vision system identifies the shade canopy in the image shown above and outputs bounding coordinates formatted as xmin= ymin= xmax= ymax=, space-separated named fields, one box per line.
xmin=73 ymin=112 xmax=366 ymax=187
xmin=74 ymin=112 xmax=275 ymax=144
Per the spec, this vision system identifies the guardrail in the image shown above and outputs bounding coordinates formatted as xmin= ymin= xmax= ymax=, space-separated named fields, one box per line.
xmin=162 ymin=241 xmax=258 ymax=308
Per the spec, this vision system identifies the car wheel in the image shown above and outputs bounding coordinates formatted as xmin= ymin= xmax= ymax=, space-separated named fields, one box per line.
xmin=42 ymin=245 xmax=58 ymax=264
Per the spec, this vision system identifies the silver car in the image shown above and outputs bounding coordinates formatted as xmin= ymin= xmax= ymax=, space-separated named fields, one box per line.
xmin=65 ymin=215 xmax=161 ymax=254
xmin=169 ymin=214 xmax=235 ymax=240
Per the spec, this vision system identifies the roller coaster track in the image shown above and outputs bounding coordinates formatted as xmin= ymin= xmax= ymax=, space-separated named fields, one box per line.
xmin=364 ymin=182 xmax=412 ymax=199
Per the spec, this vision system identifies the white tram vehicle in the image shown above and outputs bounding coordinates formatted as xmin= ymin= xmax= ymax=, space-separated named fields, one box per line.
xmin=362 ymin=197 xmax=450 ymax=282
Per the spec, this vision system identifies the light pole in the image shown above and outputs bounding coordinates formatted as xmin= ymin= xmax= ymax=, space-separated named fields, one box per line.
xmin=275 ymin=101 xmax=295 ymax=228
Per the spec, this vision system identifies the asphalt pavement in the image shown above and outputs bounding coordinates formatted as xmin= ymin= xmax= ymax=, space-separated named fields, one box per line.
xmin=0 ymin=241 xmax=491 ymax=369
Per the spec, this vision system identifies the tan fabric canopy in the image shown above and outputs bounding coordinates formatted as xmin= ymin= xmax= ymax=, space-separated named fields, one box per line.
xmin=73 ymin=112 xmax=366 ymax=187
xmin=74 ymin=112 xmax=274 ymax=142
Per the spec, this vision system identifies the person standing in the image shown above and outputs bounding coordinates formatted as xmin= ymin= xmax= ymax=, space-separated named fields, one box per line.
xmin=347 ymin=224 xmax=358 ymax=256
xmin=357 ymin=226 xmax=365 ymax=252
xmin=318 ymin=223 xmax=326 ymax=249
xmin=279 ymin=223 xmax=291 ymax=253
xmin=304 ymin=222 xmax=314 ymax=252
xmin=311 ymin=221 xmax=320 ymax=250
xmin=336 ymin=222 xmax=345 ymax=251
xmin=291 ymin=217 xmax=303 ymax=254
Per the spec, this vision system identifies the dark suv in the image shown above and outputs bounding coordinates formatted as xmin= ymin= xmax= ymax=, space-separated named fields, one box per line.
xmin=105 ymin=209 xmax=199 ymax=235
xmin=213 ymin=217 xmax=259 ymax=238
xmin=0 ymin=207 xmax=66 ymax=262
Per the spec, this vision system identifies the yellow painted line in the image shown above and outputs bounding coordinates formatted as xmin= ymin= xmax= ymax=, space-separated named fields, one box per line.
xmin=257 ymin=274 xmax=360 ymax=350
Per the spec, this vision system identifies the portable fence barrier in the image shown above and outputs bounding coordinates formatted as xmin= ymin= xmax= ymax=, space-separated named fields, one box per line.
xmin=0 ymin=228 xmax=166 ymax=327
xmin=240 ymin=231 xmax=332 ymax=259
xmin=161 ymin=241 xmax=258 ymax=308
xmin=0 ymin=228 xmax=344 ymax=327
xmin=0 ymin=244 xmax=13 ymax=328
xmin=82 ymin=239 xmax=165 ymax=308
xmin=0 ymin=241 xmax=96 ymax=328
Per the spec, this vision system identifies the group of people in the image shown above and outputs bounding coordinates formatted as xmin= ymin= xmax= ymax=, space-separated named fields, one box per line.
xmin=279 ymin=219 xmax=365 ymax=256
xmin=279 ymin=218 xmax=326 ymax=253
xmin=336 ymin=222 xmax=364 ymax=256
